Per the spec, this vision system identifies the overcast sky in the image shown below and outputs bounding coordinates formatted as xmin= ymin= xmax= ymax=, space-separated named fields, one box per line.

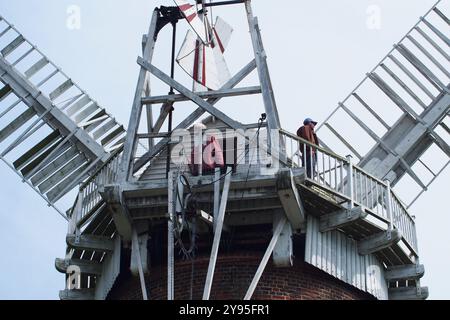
xmin=0 ymin=0 xmax=448 ymax=299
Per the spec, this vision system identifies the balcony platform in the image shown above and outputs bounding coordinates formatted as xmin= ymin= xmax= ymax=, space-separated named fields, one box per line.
xmin=299 ymin=179 xmax=416 ymax=266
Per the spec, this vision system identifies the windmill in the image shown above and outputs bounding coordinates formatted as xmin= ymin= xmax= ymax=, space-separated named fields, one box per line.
xmin=0 ymin=0 xmax=448 ymax=300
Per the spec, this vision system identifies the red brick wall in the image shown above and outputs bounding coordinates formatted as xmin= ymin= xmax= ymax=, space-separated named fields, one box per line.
xmin=107 ymin=252 xmax=375 ymax=300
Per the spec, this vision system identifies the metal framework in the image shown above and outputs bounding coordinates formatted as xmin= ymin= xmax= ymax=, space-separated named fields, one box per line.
xmin=112 ymin=0 xmax=286 ymax=301
xmin=119 ymin=1 xmax=281 ymax=184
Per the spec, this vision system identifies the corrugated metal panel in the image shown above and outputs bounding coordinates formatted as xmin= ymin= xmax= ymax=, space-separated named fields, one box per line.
xmin=305 ymin=215 xmax=388 ymax=300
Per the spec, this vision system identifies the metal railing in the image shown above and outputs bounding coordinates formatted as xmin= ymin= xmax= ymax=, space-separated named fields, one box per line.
xmin=390 ymin=189 xmax=418 ymax=253
xmin=69 ymin=147 xmax=123 ymax=232
xmin=67 ymin=128 xmax=419 ymax=254
xmin=280 ymin=129 xmax=418 ymax=255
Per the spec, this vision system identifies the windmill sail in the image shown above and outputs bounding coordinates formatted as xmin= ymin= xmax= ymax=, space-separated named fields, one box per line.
xmin=0 ymin=15 xmax=125 ymax=214
xmin=177 ymin=16 xmax=233 ymax=91
xmin=174 ymin=0 xmax=208 ymax=44
xmin=316 ymin=0 xmax=450 ymax=207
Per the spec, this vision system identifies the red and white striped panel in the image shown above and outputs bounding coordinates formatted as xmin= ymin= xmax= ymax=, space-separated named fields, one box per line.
xmin=174 ymin=0 xmax=208 ymax=44
xmin=211 ymin=17 xmax=233 ymax=53
xmin=177 ymin=29 xmax=231 ymax=91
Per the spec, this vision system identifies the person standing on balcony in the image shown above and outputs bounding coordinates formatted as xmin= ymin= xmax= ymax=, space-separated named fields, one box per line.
xmin=297 ymin=118 xmax=319 ymax=178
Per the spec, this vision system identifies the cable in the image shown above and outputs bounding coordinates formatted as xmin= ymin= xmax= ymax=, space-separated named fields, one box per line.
xmin=177 ymin=41 xmax=202 ymax=62
xmin=179 ymin=174 xmax=192 ymax=194
xmin=173 ymin=172 xmax=197 ymax=261
xmin=240 ymin=116 xmax=265 ymax=200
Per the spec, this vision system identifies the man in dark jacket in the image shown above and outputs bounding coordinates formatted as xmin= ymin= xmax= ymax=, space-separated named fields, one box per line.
xmin=297 ymin=118 xmax=319 ymax=178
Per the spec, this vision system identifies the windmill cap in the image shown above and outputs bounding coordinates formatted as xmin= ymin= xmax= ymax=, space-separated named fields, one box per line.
xmin=304 ymin=118 xmax=318 ymax=125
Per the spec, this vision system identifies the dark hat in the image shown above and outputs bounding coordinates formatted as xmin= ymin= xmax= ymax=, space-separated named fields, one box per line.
xmin=304 ymin=118 xmax=318 ymax=125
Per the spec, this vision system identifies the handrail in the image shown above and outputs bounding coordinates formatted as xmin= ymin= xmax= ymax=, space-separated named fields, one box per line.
xmin=279 ymin=128 xmax=347 ymax=162
xmin=390 ymin=187 xmax=416 ymax=222
xmin=280 ymin=129 xmax=419 ymax=254
xmin=80 ymin=145 xmax=124 ymax=190
xmin=280 ymin=128 xmax=389 ymax=183
xmin=69 ymin=147 xmax=123 ymax=228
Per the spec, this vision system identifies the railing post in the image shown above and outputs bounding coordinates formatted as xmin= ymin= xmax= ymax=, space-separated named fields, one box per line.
xmin=213 ymin=167 xmax=221 ymax=233
xmin=194 ymin=123 xmax=203 ymax=176
xmin=346 ymin=155 xmax=354 ymax=209
xmin=68 ymin=193 xmax=80 ymax=236
xmin=69 ymin=189 xmax=84 ymax=241
xmin=385 ymin=180 xmax=394 ymax=231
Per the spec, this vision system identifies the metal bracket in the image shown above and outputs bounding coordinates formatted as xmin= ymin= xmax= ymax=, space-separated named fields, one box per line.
xmin=155 ymin=6 xmax=183 ymax=40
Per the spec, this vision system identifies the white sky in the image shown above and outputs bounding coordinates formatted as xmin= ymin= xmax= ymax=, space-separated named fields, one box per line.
xmin=0 ymin=0 xmax=448 ymax=299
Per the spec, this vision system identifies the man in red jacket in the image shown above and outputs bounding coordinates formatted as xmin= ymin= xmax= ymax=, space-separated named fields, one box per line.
xmin=297 ymin=118 xmax=319 ymax=178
